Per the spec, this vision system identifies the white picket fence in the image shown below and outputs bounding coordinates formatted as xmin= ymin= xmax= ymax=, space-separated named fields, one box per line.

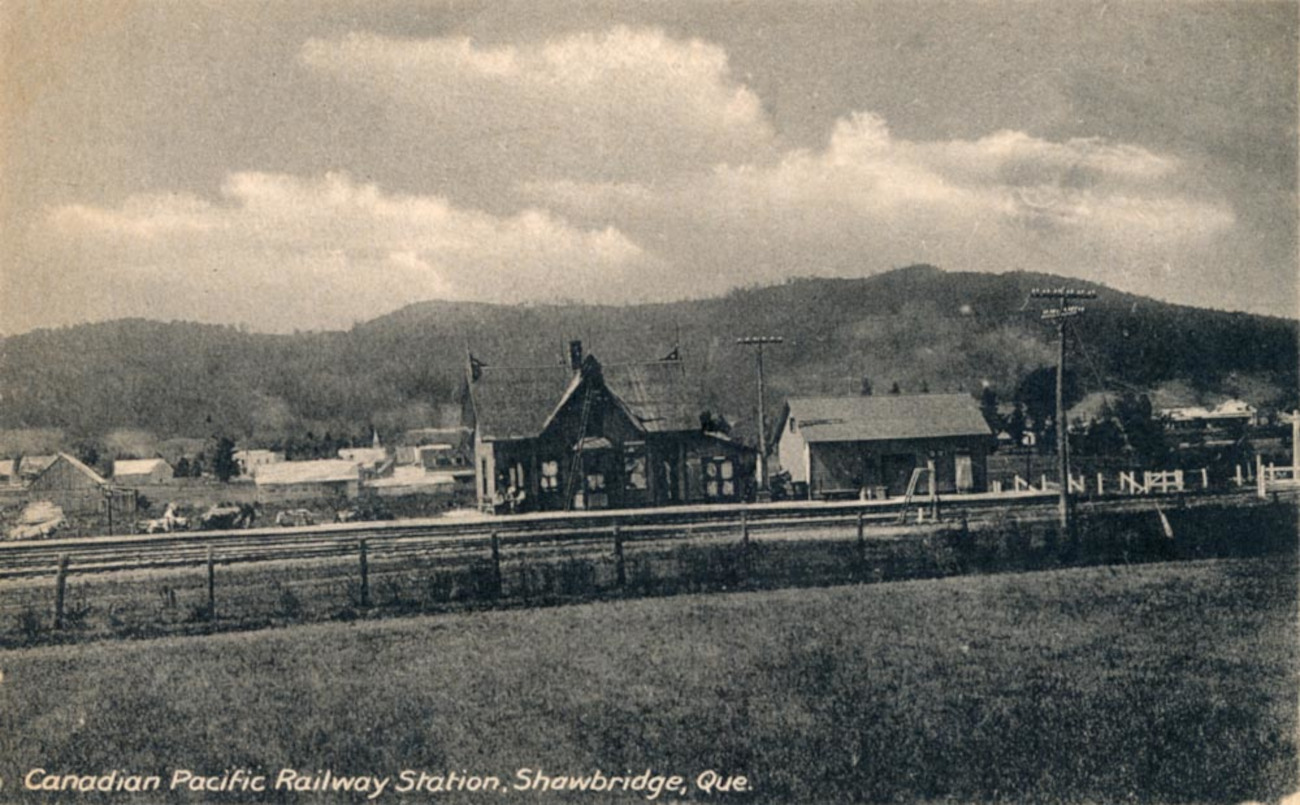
xmin=1257 ymin=463 xmax=1300 ymax=498
xmin=995 ymin=468 xmax=1204 ymax=497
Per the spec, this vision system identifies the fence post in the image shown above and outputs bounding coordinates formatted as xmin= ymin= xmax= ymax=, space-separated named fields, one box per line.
xmin=206 ymin=546 xmax=216 ymax=622
xmin=613 ymin=524 xmax=626 ymax=588
xmin=1235 ymin=464 xmax=1243 ymax=486
xmin=1200 ymin=468 xmax=1209 ymax=490
xmin=1096 ymin=473 xmax=1104 ymax=496
xmin=856 ymin=511 xmax=867 ymax=572
xmin=359 ymin=539 xmax=370 ymax=608
xmin=739 ymin=511 xmax=752 ymax=583
xmin=54 ymin=554 xmax=69 ymax=630
xmin=490 ymin=532 xmax=502 ymax=598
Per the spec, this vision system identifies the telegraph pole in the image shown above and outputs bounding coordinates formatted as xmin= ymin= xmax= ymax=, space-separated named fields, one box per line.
xmin=737 ymin=336 xmax=783 ymax=501
xmin=1029 ymin=287 xmax=1096 ymax=533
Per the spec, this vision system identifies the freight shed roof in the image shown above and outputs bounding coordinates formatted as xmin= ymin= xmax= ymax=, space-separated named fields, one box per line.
xmin=785 ymin=394 xmax=993 ymax=444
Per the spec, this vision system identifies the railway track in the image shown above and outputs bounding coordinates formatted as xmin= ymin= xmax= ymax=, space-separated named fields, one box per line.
xmin=0 ymin=489 xmax=1274 ymax=580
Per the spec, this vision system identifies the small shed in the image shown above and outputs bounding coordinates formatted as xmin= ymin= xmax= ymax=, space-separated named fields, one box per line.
xmin=776 ymin=395 xmax=994 ymax=499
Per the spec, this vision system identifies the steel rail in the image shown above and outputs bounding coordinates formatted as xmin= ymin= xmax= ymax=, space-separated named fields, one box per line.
xmin=0 ymin=490 xmax=1275 ymax=580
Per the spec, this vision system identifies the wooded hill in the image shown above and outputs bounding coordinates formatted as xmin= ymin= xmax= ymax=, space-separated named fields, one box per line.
xmin=1 ymin=266 xmax=1295 ymax=450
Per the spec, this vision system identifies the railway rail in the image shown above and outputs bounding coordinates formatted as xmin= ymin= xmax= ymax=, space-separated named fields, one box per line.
xmin=0 ymin=488 xmax=1275 ymax=581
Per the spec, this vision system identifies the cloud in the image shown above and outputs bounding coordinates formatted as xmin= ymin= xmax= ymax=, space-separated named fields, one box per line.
xmin=299 ymin=27 xmax=778 ymax=185
xmin=39 ymin=172 xmax=655 ymax=331
xmin=524 ymin=112 xmax=1237 ymax=297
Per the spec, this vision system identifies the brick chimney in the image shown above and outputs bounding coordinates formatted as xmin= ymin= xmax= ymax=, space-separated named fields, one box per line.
xmin=569 ymin=340 xmax=583 ymax=371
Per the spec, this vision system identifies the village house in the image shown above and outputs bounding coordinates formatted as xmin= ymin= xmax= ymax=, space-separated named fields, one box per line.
xmin=1164 ymin=398 xmax=1259 ymax=429
xmin=395 ymin=426 xmax=473 ymax=468
xmin=337 ymin=446 xmax=392 ymax=474
xmin=27 ymin=453 xmax=137 ymax=516
xmin=233 ymin=449 xmax=284 ymax=477
xmin=464 ymin=341 xmax=753 ymax=513
xmin=776 ymin=395 xmax=995 ymax=499
xmin=112 ymin=457 xmax=173 ymax=485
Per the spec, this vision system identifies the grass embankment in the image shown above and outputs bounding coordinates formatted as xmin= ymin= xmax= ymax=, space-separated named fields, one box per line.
xmin=1 ymin=555 xmax=1296 ymax=803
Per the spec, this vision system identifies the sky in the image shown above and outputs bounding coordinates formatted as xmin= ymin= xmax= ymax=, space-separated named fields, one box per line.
xmin=1 ymin=0 xmax=1296 ymax=334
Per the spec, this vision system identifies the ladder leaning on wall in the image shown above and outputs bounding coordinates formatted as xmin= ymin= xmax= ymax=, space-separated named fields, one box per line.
xmin=563 ymin=383 xmax=596 ymax=511
xmin=897 ymin=466 xmax=936 ymax=524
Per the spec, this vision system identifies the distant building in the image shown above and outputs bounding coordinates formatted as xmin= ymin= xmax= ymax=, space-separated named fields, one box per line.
xmin=1164 ymin=399 xmax=1258 ymax=428
xmin=337 ymin=447 xmax=390 ymax=473
xmin=112 ymin=457 xmax=173 ymax=485
xmin=395 ymin=427 xmax=472 ymax=467
xmin=365 ymin=465 xmax=464 ymax=498
xmin=464 ymin=341 xmax=753 ymax=513
xmin=252 ymin=459 xmax=362 ymax=504
xmin=776 ymin=395 xmax=995 ymax=499
xmin=27 ymin=453 xmax=136 ymax=516
xmin=0 ymin=459 xmax=17 ymax=487
xmin=234 ymin=449 xmax=284 ymax=477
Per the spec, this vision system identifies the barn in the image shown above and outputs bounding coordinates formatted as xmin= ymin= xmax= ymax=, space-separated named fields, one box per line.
xmin=27 ymin=453 xmax=137 ymax=516
xmin=464 ymin=342 xmax=753 ymax=513
xmin=776 ymin=395 xmax=995 ymax=499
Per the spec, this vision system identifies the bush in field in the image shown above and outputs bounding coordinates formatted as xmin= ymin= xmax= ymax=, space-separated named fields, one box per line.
xmin=675 ymin=542 xmax=748 ymax=591
xmin=376 ymin=577 xmax=406 ymax=609
xmin=555 ymin=558 xmax=597 ymax=597
xmin=422 ymin=572 xmax=455 ymax=606
xmin=14 ymin=605 xmax=42 ymax=645
xmin=453 ymin=561 xmax=499 ymax=602
xmin=275 ymin=585 xmax=303 ymax=620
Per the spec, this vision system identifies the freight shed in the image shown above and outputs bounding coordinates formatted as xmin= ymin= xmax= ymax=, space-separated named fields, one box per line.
xmin=464 ymin=342 xmax=753 ymax=513
xmin=776 ymin=395 xmax=994 ymax=499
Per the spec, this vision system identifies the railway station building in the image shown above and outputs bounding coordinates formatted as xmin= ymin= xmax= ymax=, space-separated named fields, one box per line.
xmin=463 ymin=341 xmax=753 ymax=513
xmin=776 ymin=394 xmax=995 ymax=500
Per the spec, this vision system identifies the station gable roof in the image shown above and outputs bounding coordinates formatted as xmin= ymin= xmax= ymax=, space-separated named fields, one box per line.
xmin=469 ymin=355 xmax=702 ymax=441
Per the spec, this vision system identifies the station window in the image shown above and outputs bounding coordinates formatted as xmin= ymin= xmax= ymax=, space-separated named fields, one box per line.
xmin=624 ymin=446 xmax=647 ymax=490
xmin=541 ymin=460 xmax=560 ymax=491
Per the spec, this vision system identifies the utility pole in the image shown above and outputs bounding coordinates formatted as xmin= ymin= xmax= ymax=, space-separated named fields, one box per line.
xmin=1029 ymin=287 xmax=1096 ymax=533
xmin=737 ymin=336 xmax=783 ymax=501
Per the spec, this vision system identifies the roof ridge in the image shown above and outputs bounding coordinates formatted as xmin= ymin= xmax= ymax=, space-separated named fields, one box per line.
xmin=54 ymin=452 xmax=107 ymax=485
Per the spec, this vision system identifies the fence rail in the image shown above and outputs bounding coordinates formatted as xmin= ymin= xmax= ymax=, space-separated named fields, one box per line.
xmin=3 ymin=484 xmax=1281 ymax=581
xmin=3 ymin=493 xmax=1294 ymax=650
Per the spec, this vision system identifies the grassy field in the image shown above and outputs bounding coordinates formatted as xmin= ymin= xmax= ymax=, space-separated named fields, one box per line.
xmin=1 ymin=554 xmax=1295 ymax=803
